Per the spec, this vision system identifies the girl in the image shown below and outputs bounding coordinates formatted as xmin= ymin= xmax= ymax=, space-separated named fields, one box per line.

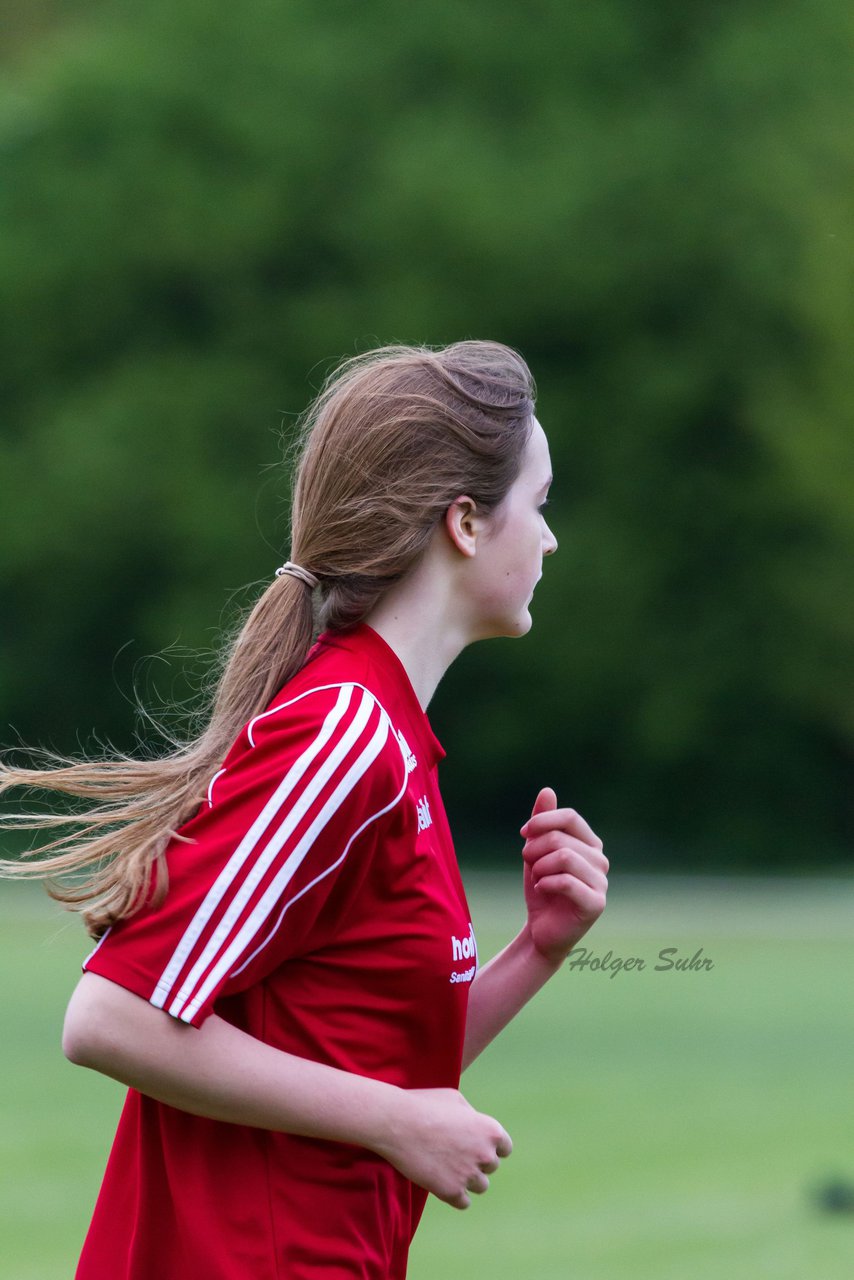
xmin=0 ymin=341 xmax=608 ymax=1279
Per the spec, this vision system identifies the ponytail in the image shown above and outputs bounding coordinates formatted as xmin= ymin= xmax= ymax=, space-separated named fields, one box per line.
xmin=0 ymin=575 xmax=315 ymax=936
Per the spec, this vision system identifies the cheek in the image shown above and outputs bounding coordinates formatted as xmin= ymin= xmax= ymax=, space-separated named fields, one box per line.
xmin=504 ymin=540 xmax=539 ymax=590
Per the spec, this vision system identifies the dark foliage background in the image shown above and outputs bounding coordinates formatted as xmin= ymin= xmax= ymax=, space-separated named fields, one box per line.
xmin=1 ymin=0 xmax=852 ymax=868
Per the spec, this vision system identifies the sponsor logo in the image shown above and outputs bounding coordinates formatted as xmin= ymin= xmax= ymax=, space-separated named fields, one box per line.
xmin=451 ymin=926 xmax=476 ymax=962
xmin=450 ymin=965 xmax=476 ymax=984
xmin=416 ymin=795 xmax=432 ymax=833
xmin=449 ymin=922 xmax=477 ymax=983
xmin=398 ymin=730 xmax=417 ymax=774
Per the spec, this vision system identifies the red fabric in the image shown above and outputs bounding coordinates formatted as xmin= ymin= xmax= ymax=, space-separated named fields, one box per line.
xmin=78 ymin=625 xmax=475 ymax=1279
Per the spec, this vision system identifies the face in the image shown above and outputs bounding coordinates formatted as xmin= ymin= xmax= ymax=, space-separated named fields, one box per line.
xmin=467 ymin=418 xmax=557 ymax=640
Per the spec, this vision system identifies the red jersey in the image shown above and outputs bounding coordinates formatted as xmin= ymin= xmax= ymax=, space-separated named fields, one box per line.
xmin=78 ymin=624 xmax=477 ymax=1280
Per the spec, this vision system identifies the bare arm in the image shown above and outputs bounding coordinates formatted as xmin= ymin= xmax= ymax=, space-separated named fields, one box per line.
xmin=64 ymin=971 xmax=511 ymax=1210
xmin=462 ymin=927 xmax=561 ymax=1070
xmin=463 ymin=789 xmax=608 ymax=1070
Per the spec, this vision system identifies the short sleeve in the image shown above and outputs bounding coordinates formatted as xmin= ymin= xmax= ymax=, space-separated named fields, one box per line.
xmin=83 ymin=682 xmax=408 ymax=1027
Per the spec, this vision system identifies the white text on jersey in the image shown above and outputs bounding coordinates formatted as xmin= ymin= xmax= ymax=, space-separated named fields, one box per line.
xmin=452 ymin=924 xmax=476 ymax=962
xmin=416 ymin=795 xmax=432 ymax=833
xmin=398 ymin=730 xmax=417 ymax=774
xmin=449 ymin=923 xmax=477 ymax=984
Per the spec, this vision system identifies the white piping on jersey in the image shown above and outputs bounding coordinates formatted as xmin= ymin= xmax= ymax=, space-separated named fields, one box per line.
xmin=180 ymin=712 xmax=394 ymax=1021
xmin=245 ymin=681 xmax=414 ymax=750
xmin=205 ymin=685 xmax=386 ymax=808
xmin=203 ymin=679 xmax=419 ymax=806
xmin=151 ymin=683 xmax=356 ymax=1012
xmin=192 ymin=681 xmax=418 ymax=811
xmin=206 ymin=768 xmax=227 ymax=808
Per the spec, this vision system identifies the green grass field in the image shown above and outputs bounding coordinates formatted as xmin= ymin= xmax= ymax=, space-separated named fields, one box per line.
xmin=1 ymin=873 xmax=852 ymax=1279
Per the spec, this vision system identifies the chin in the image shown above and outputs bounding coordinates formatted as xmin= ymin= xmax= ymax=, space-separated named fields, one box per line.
xmin=499 ymin=610 xmax=533 ymax=639
xmin=473 ymin=605 xmax=534 ymax=642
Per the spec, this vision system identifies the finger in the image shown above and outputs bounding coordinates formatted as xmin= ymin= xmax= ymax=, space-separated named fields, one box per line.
xmin=495 ymin=1129 xmax=513 ymax=1158
xmin=521 ymin=806 xmax=604 ymax=852
xmin=522 ymin=806 xmax=602 ymax=848
xmin=479 ymin=1157 xmax=500 ymax=1175
xmin=531 ymin=848 xmax=608 ymax=892
xmin=520 ymin=829 xmax=568 ymax=861
xmin=534 ymin=875 xmax=607 ymax=914
xmin=530 ymin=786 xmax=557 ymax=818
xmin=446 ymin=1190 xmax=471 ymax=1211
xmin=522 ymin=830 xmax=606 ymax=865
xmin=523 ymin=830 xmax=609 ymax=876
xmin=467 ymin=1172 xmax=490 ymax=1195
xmin=532 ymin=865 xmax=608 ymax=901
xmin=522 ymin=831 xmax=609 ymax=878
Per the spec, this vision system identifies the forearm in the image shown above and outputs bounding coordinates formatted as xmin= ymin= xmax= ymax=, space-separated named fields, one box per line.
xmin=64 ymin=972 xmax=403 ymax=1152
xmin=462 ymin=926 xmax=561 ymax=1070
xmin=64 ymin=972 xmax=515 ymax=1210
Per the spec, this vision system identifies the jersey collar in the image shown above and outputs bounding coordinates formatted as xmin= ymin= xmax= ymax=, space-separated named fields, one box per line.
xmin=317 ymin=624 xmax=446 ymax=770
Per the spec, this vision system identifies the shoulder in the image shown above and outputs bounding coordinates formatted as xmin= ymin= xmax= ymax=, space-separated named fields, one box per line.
xmin=209 ymin=677 xmax=409 ymax=815
xmin=251 ymin=677 xmax=401 ymax=756
xmin=250 ymin=632 xmax=406 ymax=762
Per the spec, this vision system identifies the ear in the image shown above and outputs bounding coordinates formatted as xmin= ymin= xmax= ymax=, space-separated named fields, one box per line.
xmin=443 ymin=495 xmax=480 ymax=558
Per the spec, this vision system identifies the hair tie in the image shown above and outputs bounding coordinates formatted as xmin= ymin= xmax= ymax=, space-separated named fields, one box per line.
xmin=275 ymin=561 xmax=318 ymax=590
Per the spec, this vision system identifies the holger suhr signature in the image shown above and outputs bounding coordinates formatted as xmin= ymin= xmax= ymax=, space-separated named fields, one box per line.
xmin=566 ymin=946 xmax=714 ymax=978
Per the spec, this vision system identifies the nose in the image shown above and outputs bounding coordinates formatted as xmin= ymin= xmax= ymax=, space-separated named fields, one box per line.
xmin=543 ymin=522 xmax=558 ymax=556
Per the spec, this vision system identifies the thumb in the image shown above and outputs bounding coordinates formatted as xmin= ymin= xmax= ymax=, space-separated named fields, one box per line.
xmin=530 ymin=786 xmax=558 ymax=818
xmin=521 ymin=787 xmax=558 ymax=837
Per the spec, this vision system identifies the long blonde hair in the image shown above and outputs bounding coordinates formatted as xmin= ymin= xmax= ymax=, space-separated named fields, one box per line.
xmin=0 ymin=341 xmax=534 ymax=936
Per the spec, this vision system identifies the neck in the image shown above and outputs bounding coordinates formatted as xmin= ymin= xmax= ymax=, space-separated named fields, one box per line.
xmin=364 ymin=561 xmax=471 ymax=711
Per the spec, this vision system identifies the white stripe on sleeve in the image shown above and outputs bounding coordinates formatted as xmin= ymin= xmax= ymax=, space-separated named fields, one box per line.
xmin=151 ymin=683 xmax=355 ymax=1011
xmin=176 ymin=708 xmax=392 ymax=1022
xmin=228 ymin=740 xmax=408 ymax=980
xmin=163 ymin=687 xmax=377 ymax=1018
